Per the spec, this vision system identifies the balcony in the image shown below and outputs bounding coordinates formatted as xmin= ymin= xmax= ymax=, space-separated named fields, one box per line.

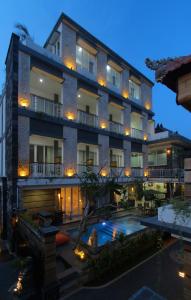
xmin=131 ymin=168 xmax=144 ymax=177
xmin=77 ymin=110 xmax=98 ymax=128
xmin=30 ymin=94 xmax=63 ymax=118
xmin=131 ymin=128 xmax=144 ymax=140
xmin=148 ymin=168 xmax=184 ymax=179
xmin=77 ymin=164 xmax=99 ymax=174
xmin=109 ymin=121 xmax=123 ymax=134
xmin=110 ymin=167 xmax=124 ymax=177
xmin=29 ymin=163 xmax=63 ymax=177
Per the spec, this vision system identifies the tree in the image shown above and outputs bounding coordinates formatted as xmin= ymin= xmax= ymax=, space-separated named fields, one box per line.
xmin=74 ymin=168 xmax=122 ymax=249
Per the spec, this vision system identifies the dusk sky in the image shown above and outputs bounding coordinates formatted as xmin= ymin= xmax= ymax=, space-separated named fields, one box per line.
xmin=1 ymin=0 xmax=191 ymax=137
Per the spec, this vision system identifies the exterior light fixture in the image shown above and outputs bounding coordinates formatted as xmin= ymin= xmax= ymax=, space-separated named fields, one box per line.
xmin=144 ymin=170 xmax=149 ymax=177
xmin=144 ymin=134 xmax=148 ymax=141
xmin=74 ymin=248 xmax=85 ymax=260
xmin=77 ymin=94 xmax=81 ymax=98
xmin=64 ymin=59 xmax=76 ymax=70
xmin=122 ymin=90 xmax=129 ymax=99
xmin=18 ymin=97 xmax=30 ymax=108
xmin=66 ymin=112 xmax=75 ymax=121
xmin=100 ymin=169 xmax=108 ymax=177
xmin=98 ymin=77 xmax=106 ymax=87
xmin=125 ymin=128 xmax=130 ymax=136
xmin=178 ymin=271 xmax=185 ymax=278
xmin=78 ymin=46 xmax=82 ymax=52
xmin=66 ymin=168 xmax=75 ymax=177
xmin=106 ymin=65 xmax=111 ymax=71
xmin=39 ymin=78 xmax=43 ymax=83
xmin=102 ymin=222 xmax=106 ymax=226
xmin=166 ymin=148 xmax=171 ymax=155
xmin=145 ymin=101 xmax=151 ymax=110
xmin=18 ymin=163 xmax=29 ymax=177
xmin=125 ymin=168 xmax=131 ymax=177
xmin=100 ymin=121 xmax=108 ymax=129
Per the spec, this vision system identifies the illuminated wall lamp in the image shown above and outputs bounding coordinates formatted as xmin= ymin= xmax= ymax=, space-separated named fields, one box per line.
xmin=98 ymin=77 xmax=106 ymax=87
xmin=178 ymin=271 xmax=185 ymax=278
xmin=122 ymin=90 xmax=129 ymax=99
xmin=18 ymin=166 xmax=29 ymax=177
xmin=100 ymin=169 xmax=108 ymax=177
xmin=66 ymin=112 xmax=75 ymax=121
xmin=125 ymin=129 xmax=130 ymax=136
xmin=145 ymin=102 xmax=151 ymax=110
xmin=100 ymin=121 xmax=108 ymax=129
xmin=125 ymin=169 xmax=131 ymax=177
xmin=66 ymin=168 xmax=75 ymax=177
xmin=166 ymin=149 xmax=171 ymax=155
xmin=19 ymin=97 xmax=30 ymax=108
xmin=144 ymin=135 xmax=148 ymax=141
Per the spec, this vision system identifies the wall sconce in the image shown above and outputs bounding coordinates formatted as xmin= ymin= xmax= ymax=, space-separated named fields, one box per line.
xmin=144 ymin=169 xmax=149 ymax=177
xmin=18 ymin=97 xmax=30 ymax=108
xmin=65 ymin=168 xmax=75 ymax=177
xmin=144 ymin=134 xmax=148 ymax=141
xmin=98 ymin=77 xmax=106 ymax=87
xmin=145 ymin=101 xmax=151 ymax=110
xmin=178 ymin=271 xmax=185 ymax=278
xmin=100 ymin=120 xmax=108 ymax=129
xmin=125 ymin=168 xmax=131 ymax=177
xmin=100 ymin=168 xmax=108 ymax=177
xmin=18 ymin=163 xmax=29 ymax=177
xmin=131 ymin=187 xmax=134 ymax=192
xmin=65 ymin=111 xmax=75 ymax=121
xmin=64 ymin=58 xmax=76 ymax=70
xmin=124 ymin=128 xmax=130 ymax=136
xmin=122 ymin=90 xmax=129 ymax=99
xmin=166 ymin=148 xmax=171 ymax=155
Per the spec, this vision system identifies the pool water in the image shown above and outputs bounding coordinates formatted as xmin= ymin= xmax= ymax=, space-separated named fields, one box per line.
xmin=69 ymin=216 xmax=146 ymax=246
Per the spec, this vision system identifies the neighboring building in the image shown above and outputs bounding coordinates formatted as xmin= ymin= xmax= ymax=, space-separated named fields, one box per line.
xmin=147 ymin=123 xmax=191 ymax=200
xmin=0 ymin=13 xmax=154 ymax=237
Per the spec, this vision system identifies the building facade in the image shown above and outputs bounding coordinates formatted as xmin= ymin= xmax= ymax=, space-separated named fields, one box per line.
xmin=0 ymin=13 xmax=154 ymax=236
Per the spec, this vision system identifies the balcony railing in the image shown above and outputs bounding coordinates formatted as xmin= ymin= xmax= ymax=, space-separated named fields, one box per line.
xmin=110 ymin=167 xmax=124 ymax=177
xmin=30 ymin=94 xmax=63 ymax=118
xmin=148 ymin=168 xmax=184 ymax=179
xmin=109 ymin=121 xmax=123 ymax=134
xmin=131 ymin=168 xmax=144 ymax=177
xmin=29 ymin=163 xmax=63 ymax=177
xmin=77 ymin=110 xmax=99 ymax=128
xmin=131 ymin=128 xmax=144 ymax=140
xmin=77 ymin=164 xmax=99 ymax=174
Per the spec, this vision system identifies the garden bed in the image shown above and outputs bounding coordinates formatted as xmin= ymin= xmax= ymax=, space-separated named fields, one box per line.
xmin=86 ymin=230 xmax=165 ymax=286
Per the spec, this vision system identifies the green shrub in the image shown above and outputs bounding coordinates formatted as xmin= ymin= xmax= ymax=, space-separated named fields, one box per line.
xmin=87 ymin=231 xmax=161 ymax=283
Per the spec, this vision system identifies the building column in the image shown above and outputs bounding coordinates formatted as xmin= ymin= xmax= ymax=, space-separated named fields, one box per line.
xmin=121 ymin=69 xmax=129 ymax=98
xmin=18 ymin=52 xmax=30 ymax=107
xmin=123 ymin=103 xmax=131 ymax=136
xmin=141 ymin=79 xmax=152 ymax=110
xmin=98 ymin=134 xmax=109 ymax=172
xmin=142 ymin=111 xmax=148 ymax=140
xmin=97 ymin=50 xmax=107 ymax=86
xmin=62 ymin=74 xmax=77 ymax=120
xmin=124 ymin=140 xmax=131 ymax=175
xmin=61 ymin=22 xmax=76 ymax=70
xmin=18 ymin=116 xmax=30 ymax=177
xmin=98 ymin=90 xmax=109 ymax=129
xmin=63 ymin=126 xmax=77 ymax=176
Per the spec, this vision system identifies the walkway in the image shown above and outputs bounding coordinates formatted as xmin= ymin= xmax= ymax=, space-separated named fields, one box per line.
xmin=62 ymin=241 xmax=184 ymax=300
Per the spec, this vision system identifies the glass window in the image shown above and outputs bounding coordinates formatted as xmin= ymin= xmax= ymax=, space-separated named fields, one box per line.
xmin=76 ymin=45 xmax=96 ymax=76
xmin=131 ymin=113 xmax=143 ymax=130
xmin=148 ymin=150 xmax=167 ymax=166
xmin=107 ymin=65 xmax=121 ymax=89
xmin=131 ymin=153 xmax=143 ymax=168
xmin=129 ymin=80 xmax=140 ymax=100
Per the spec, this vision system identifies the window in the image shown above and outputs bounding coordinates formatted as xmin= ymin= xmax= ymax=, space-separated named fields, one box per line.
xmin=129 ymin=80 xmax=140 ymax=100
xmin=148 ymin=150 xmax=167 ymax=166
xmin=131 ymin=153 xmax=143 ymax=168
xmin=53 ymin=39 xmax=60 ymax=57
xmin=131 ymin=112 xmax=143 ymax=130
xmin=110 ymin=149 xmax=124 ymax=167
xmin=76 ymin=45 xmax=96 ymax=76
xmin=107 ymin=65 xmax=121 ymax=89
xmin=30 ymin=144 xmax=62 ymax=164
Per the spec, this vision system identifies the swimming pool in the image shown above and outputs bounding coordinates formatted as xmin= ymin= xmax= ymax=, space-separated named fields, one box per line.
xmin=69 ymin=216 xmax=146 ymax=246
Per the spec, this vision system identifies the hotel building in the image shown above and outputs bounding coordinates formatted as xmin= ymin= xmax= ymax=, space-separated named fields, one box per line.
xmin=0 ymin=13 xmax=154 ymax=236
